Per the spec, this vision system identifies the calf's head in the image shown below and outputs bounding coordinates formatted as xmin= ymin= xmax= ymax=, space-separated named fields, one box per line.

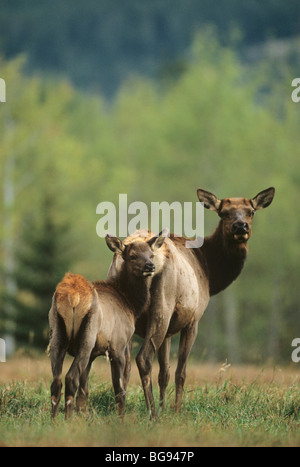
xmin=197 ymin=187 xmax=275 ymax=244
xmin=106 ymin=230 xmax=167 ymax=278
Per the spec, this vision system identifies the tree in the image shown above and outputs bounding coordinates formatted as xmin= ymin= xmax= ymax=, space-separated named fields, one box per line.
xmin=12 ymin=189 xmax=72 ymax=349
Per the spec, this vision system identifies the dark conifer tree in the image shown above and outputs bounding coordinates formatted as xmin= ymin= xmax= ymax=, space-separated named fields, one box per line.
xmin=12 ymin=191 xmax=72 ymax=350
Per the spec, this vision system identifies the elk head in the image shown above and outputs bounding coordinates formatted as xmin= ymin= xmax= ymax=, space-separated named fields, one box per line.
xmin=106 ymin=229 xmax=168 ymax=278
xmin=197 ymin=187 xmax=275 ymax=245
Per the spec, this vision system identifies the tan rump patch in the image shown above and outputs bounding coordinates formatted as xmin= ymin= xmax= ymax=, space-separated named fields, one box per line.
xmin=55 ymin=272 xmax=94 ymax=339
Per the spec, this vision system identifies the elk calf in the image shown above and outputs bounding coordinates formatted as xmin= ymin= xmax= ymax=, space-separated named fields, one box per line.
xmin=49 ymin=272 xmax=134 ymax=419
xmin=49 ymin=230 xmax=167 ymax=419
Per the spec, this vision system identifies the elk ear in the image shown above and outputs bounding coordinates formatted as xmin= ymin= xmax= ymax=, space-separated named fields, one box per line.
xmin=147 ymin=228 xmax=168 ymax=251
xmin=197 ymin=189 xmax=221 ymax=212
xmin=250 ymin=187 xmax=275 ymax=210
xmin=105 ymin=235 xmax=125 ymax=253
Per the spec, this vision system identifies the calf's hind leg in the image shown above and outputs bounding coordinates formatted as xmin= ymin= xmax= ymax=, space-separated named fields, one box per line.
xmin=65 ymin=347 xmax=95 ymax=419
xmin=65 ymin=314 xmax=98 ymax=419
xmin=76 ymin=356 xmax=95 ymax=413
xmin=49 ymin=307 xmax=68 ymax=419
xmin=50 ymin=342 xmax=67 ymax=419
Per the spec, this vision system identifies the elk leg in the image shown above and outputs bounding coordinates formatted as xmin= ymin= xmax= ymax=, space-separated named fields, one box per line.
xmin=65 ymin=316 xmax=98 ymax=419
xmin=110 ymin=352 xmax=127 ymax=417
xmin=76 ymin=355 xmax=95 ymax=413
xmin=157 ymin=337 xmax=171 ymax=410
xmin=175 ymin=321 xmax=198 ymax=413
xmin=49 ymin=319 xmax=68 ymax=419
xmin=136 ymin=338 xmax=156 ymax=418
xmin=65 ymin=347 xmax=96 ymax=420
xmin=123 ymin=339 xmax=132 ymax=391
xmin=136 ymin=320 xmax=170 ymax=420
xmin=136 ymin=282 xmax=173 ymax=420
xmin=50 ymin=344 xmax=67 ymax=419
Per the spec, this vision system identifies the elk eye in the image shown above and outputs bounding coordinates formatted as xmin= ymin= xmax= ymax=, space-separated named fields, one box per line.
xmin=251 ymin=210 xmax=256 ymax=216
xmin=129 ymin=254 xmax=137 ymax=261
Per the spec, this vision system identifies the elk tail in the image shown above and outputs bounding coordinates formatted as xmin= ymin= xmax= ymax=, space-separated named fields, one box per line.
xmin=54 ymin=273 xmax=94 ymax=340
xmin=68 ymin=291 xmax=80 ymax=309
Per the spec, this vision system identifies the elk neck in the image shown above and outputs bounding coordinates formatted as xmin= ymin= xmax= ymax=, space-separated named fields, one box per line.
xmin=200 ymin=221 xmax=248 ymax=296
xmin=116 ymin=267 xmax=151 ymax=318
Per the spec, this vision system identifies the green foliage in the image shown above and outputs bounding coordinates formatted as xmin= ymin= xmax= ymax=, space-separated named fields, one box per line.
xmin=0 ymin=30 xmax=299 ymax=360
xmin=12 ymin=190 xmax=72 ymax=348
xmin=0 ymin=0 xmax=299 ymax=96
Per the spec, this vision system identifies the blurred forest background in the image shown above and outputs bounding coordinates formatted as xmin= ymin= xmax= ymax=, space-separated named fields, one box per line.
xmin=0 ymin=0 xmax=299 ymax=363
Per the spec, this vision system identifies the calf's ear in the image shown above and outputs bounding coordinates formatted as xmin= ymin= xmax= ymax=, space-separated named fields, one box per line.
xmin=148 ymin=228 xmax=169 ymax=251
xmin=105 ymin=235 xmax=125 ymax=253
xmin=250 ymin=187 xmax=275 ymax=210
xmin=197 ymin=189 xmax=221 ymax=212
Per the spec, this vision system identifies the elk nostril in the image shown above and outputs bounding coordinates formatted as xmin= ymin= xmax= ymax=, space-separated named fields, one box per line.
xmin=233 ymin=222 xmax=249 ymax=234
xmin=144 ymin=262 xmax=155 ymax=272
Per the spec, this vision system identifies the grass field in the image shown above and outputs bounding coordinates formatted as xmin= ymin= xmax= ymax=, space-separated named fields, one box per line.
xmin=0 ymin=354 xmax=299 ymax=447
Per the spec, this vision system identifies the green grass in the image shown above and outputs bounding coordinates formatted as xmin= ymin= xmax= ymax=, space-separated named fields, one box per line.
xmin=0 ymin=375 xmax=299 ymax=446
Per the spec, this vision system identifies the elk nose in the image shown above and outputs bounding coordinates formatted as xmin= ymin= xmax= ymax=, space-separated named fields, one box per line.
xmin=144 ymin=261 xmax=155 ymax=272
xmin=232 ymin=222 xmax=249 ymax=234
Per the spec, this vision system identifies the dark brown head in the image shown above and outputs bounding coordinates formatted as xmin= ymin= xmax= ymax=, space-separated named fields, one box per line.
xmin=197 ymin=187 xmax=275 ymax=245
xmin=105 ymin=230 xmax=167 ymax=278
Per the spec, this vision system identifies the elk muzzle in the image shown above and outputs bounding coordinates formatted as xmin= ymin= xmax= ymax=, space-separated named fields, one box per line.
xmin=232 ymin=222 xmax=249 ymax=242
xmin=143 ymin=261 xmax=155 ymax=277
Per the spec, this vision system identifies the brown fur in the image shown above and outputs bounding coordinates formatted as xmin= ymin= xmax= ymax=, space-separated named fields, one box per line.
xmin=108 ymin=187 xmax=275 ymax=418
xmin=48 ymin=231 xmax=167 ymax=420
xmin=49 ymin=272 xmax=135 ymax=419
xmin=55 ymin=273 xmax=94 ymax=340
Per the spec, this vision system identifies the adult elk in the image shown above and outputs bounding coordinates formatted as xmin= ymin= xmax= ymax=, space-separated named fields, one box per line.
xmin=48 ymin=231 xmax=166 ymax=419
xmin=108 ymin=187 xmax=275 ymax=419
